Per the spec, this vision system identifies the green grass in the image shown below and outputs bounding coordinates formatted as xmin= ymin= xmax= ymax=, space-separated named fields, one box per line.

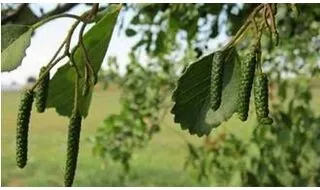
xmin=2 ymin=85 xmax=320 ymax=187
xmin=1 ymin=88 xmax=205 ymax=187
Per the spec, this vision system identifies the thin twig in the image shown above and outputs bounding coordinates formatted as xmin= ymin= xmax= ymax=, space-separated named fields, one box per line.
xmin=70 ymin=3 xmax=100 ymax=82
xmin=64 ymin=19 xmax=85 ymax=78
xmin=223 ymin=3 xmax=265 ymax=50
xmin=255 ymin=22 xmax=264 ymax=47
xmin=78 ymin=24 xmax=90 ymax=66
xmin=32 ymin=13 xmax=86 ymax=30
xmin=81 ymin=3 xmax=100 ymax=23
xmin=30 ymin=55 xmax=66 ymax=91
xmin=78 ymin=23 xmax=89 ymax=91
xmin=78 ymin=23 xmax=97 ymax=85
xmin=69 ymin=56 xmax=82 ymax=78
xmin=40 ymin=3 xmax=79 ymax=19
xmin=70 ymin=47 xmax=82 ymax=78
xmin=256 ymin=23 xmax=265 ymax=74
xmin=267 ymin=4 xmax=279 ymax=45
xmin=78 ymin=23 xmax=92 ymax=96
xmin=263 ymin=5 xmax=272 ymax=33
xmin=251 ymin=17 xmax=259 ymax=35
xmin=73 ymin=73 xmax=80 ymax=112
xmin=89 ymin=3 xmax=99 ymax=19
xmin=64 ymin=20 xmax=81 ymax=55
xmin=47 ymin=39 xmax=66 ymax=68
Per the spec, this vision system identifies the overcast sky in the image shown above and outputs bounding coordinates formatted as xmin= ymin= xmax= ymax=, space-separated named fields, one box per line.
xmin=1 ymin=3 xmax=232 ymax=88
xmin=1 ymin=3 xmax=138 ymax=87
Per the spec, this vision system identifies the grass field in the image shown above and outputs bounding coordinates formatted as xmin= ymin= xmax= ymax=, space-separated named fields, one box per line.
xmin=2 ymin=85 xmax=320 ymax=187
xmin=1 ymin=88 xmax=208 ymax=187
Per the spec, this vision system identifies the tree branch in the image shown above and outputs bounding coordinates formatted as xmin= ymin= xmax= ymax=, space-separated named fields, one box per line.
xmin=40 ymin=3 xmax=79 ymax=19
xmin=1 ymin=3 xmax=80 ymax=25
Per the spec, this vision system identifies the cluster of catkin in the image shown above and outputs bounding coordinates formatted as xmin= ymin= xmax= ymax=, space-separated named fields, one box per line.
xmin=210 ymin=48 xmax=273 ymax=125
xmin=16 ymin=66 xmax=81 ymax=186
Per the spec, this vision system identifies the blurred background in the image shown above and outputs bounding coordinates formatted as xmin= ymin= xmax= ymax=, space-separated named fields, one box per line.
xmin=1 ymin=3 xmax=320 ymax=186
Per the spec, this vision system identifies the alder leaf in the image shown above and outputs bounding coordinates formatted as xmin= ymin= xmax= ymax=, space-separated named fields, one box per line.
xmin=171 ymin=48 xmax=241 ymax=136
xmin=125 ymin=28 xmax=137 ymax=37
xmin=1 ymin=25 xmax=32 ymax=72
xmin=46 ymin=4 xmax=121 ymax=118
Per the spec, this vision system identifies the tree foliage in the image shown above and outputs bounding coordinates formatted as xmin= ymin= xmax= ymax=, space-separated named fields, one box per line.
xmin=1 ymin=3 xmax=320 ymax=186
xmin=185 ymin=77 xmax=320 ymax=186
xmin=92 ymin=3 xmax=320 ymax=185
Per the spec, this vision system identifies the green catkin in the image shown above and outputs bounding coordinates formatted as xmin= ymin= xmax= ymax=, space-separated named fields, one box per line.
xmin=210 ymin=51 xmax=225 ymax=111
xmin=254 ymin=73 xmax=273 ymax=125
xmin=64 ymin=110 xmax=82 ymax=187
xmin=16 ymin=90 xmax=35 ymax=168
xmin=35 ymin=66 xmax=50 ymax=113
xmin=237 ymin=49 xmax=257 ymax=121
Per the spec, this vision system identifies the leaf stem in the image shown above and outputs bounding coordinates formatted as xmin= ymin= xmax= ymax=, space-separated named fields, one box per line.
xmin=64 ymin=20 xmax=81 ymax=55
xmin=78 ymin=23 xmax=97 ymax=85
xmin=70 ymin=46 xmax=81 ymax=78
xmin=256 ymin=23 xmax=264 ymax=75
xmin=73 ymin=73 xmax=79 ymax=112
xmin=78 ymin=23 xmax=89 ymax=95
xmin=68 ymin=3 xmax=100 ymax=80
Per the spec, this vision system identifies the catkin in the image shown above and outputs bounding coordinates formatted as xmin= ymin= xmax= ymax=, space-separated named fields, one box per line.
xmin=64 ymin=110 xmax=82 ymax=187
xmin=210 ymin=51 xmax=225 ymax=111
xmin=16 ymin=90 xmax=34 ymax=168
xmin=35 ymin=66 xmax=50 ymax=113
xmin=237 ymin=49 xmax=257 ymax=121
xmin=254 ymin=73 xmax=273 ymax=125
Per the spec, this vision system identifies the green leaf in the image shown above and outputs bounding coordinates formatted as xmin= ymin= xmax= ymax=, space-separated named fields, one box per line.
xmin=46 ymin=4 xmax=121 ymax=118
xmin=210 ymin=19 xmax=219 ymax=39
xmin=131 ymin=14 xmax=140 ymax=25
xmin=1 ymin=25 xmax=32 ymax=72
xmin=125 ymin=28 xmax=137 ymax=37
xmin=171 ymin=48 xmax=241 ymax=136
xmin=154 ymin=30 xmax=166 ymax=55
xmin=1 ymin=25 xmax=29 ymax=51
xmin=278 ymin=80 xmax=287 ymax=101
xmin=168 ymin=16 xmax=179 ymax=35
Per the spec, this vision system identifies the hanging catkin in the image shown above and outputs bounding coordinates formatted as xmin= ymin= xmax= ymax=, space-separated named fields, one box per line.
xmin=210 ymin=51 xmax=225 ymax=111
xmin=237 ymin=49 xmax=257 ymax=121
xmin=254 ymin=73 xmax=273 ymax=125
xmin=35 ymin=66 xmax=50 ymax=113
xmin=16 ymin=90 xmax=34 ymax=168
xmin=64 ymin=110 xmax=82 ymax=187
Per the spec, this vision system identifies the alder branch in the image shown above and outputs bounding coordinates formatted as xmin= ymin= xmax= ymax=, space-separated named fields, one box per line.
xmin=40 ymin=3 xmax=79 ymax=19
xmin=1 ymin=3 xmax=79 ymax=25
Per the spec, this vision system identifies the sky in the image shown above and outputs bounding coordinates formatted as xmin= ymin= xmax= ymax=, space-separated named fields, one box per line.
xmin=1 ymin=3 xmax=138 ymax=88
xmin=1 ymin=3 xmax=234 ymax=89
